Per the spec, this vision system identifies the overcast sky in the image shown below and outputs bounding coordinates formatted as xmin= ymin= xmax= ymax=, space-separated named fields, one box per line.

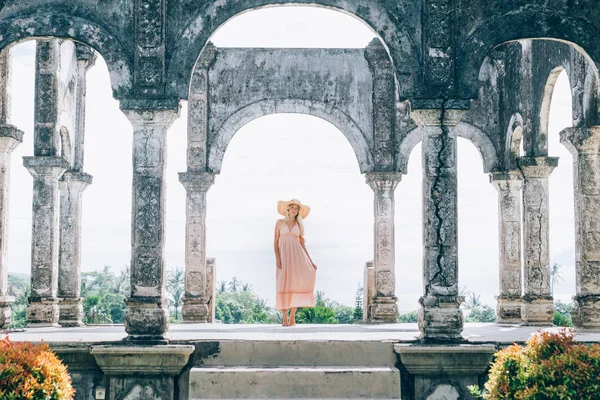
xmin=6 ymin=7 xmax=576 ymax=312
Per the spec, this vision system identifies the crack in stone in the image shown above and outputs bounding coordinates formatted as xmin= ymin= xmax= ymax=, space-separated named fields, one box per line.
xmin=427 ymin=100 xmax=451 ymax=295
xmin=535 ymin=185 xmax=545 ymax=296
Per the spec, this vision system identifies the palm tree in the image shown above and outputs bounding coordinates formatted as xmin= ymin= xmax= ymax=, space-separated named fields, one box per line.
xmin=242 ymin=283 xmax=253 ymax=292
xmin=217 ymin=280 xmax=227 ymax=294
xmin=229 ymin=277 xmax=240 ymax=293
xmin=551 ymin=263 xmax=564 ymax=296
xmin=167 ymin=268 xmax=185 ymax=320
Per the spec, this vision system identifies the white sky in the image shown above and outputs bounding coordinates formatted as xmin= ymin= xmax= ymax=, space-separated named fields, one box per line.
xmin=6 ymin=7 xmax=576 ymax=312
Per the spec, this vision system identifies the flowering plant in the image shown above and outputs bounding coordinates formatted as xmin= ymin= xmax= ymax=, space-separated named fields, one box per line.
xmin=470 ymin=328 xmax=600 ymax=399
xmin=0 ymin=336 xmax=75 ymax=400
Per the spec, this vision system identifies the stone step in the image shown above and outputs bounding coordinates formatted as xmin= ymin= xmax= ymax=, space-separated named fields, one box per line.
xmin=195 ymin=340 xmax=397 ymax=367
xmin=189 ymin=366 xmax=401 ymax=399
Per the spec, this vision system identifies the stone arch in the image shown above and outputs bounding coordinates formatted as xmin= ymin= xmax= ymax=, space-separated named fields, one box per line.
xmin=398 ymin=122 xmax=498 ymax=174
xmin=168 ymin=1 xmax=420 ymax=99
xmin=540 ymin=66 xmax=569 ymax=148
xmin=0 ymin=9 xmax=132 ymax=96
xmin=458 ymin=11 xmax=600 ymax=98
xmin=207 ymin=99 xmax=374 ymax=173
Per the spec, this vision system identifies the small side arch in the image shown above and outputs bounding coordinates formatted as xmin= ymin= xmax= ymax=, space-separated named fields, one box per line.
xmin=207 ymin=99 xmax=374 ymax=173
xmin=505 ymin=113 xmax=524 ymax=171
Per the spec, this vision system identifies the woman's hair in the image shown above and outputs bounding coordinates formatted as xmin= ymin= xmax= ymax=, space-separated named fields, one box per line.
xmin=283 ymin=206 xmax=305 ymax=237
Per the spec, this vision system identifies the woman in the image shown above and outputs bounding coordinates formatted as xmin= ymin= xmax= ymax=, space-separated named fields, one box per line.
xmin=274 ymin=199 xmax=317 ymax=326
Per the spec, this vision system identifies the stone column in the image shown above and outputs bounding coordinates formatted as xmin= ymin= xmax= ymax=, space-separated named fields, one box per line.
xmin=490 ymin=171 xmax=524 ymax=323
xmin=0 ymin=47 xmax=25 ymax=329
xmin=72 ymin=44 xmax=96 ymax=173
xmin=206 ymin=257 xmax=216 ymax=323
xmin=123 ymin=106 xmax=179 ymax=341
xmin=365 ymin=171 xmax=402 ymax=322
xmin=57 ymin=172 xmax=92 ymax=326
xmin=561 ymin=126 xmax=600 ymax=329
xmin=517 ymin=156 xmax=558 ymax=325
xmin=411 ymin=108 xmax=466 ymax=341
xmin=178 ymin=171 xmax=215 ymax=323
xmin=23 ymin=156 xmax=69 ymax=326
xmin=0 ymin=128 xmax=23 ymax=329
xmin=363 ymin=260 xmax=375 ymax=322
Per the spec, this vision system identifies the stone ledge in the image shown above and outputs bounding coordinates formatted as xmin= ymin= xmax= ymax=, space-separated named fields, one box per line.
xmin=394 ymin=343 xmax=495 ymax=375
xmin=91 ymin=344 xmax=195 ymax=375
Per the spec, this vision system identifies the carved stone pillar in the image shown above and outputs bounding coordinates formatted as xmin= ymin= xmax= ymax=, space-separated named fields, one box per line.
xmin=363 ymin=260 xmax=375 ymax=322
xmin=206 ymin=257 xmax=216 ymax=323
xmin=0 ymin=127 xmax=23 ymax=329
xmin=23 ymin=157 xmax=69 ymax=326
xmin=365 ymin=172 xmax=402 ymax=322
xmin=57 ymin=172 xmax=92 ymax=326
xmin=490 ymin=171 xmax=523 ymax=323
xmin=123 ymin=106 xmax=179 ymax=341
xmin=73 ymin=44 xmax=96 ymax=173
xmin=411 ymin=108 xmax=466 ymax=341
xmin=561 ymin=126 xmax=600 ymax=329
xmin=179 ymin=171 xmax=215 ymax=323
xmin=518 ymin=156 xmax=558 ymax=325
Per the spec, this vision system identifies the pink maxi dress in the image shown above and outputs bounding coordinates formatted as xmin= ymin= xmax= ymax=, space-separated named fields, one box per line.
xmin=276 ymin=222 xmax=316 ymax=310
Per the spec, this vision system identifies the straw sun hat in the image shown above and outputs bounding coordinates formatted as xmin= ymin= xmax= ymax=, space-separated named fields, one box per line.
xmin=277 ymin=199 xmax=311 ymax=219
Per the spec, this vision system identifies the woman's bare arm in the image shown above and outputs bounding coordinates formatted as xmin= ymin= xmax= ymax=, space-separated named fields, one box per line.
xmin=299 ymin=235 xmax=317 ymax=269
xmin=274 ymin=220 xmax=282 ymax=269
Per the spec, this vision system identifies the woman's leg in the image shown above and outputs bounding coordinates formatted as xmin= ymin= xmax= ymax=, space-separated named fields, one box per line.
xmin=281 ymin=309 xmax=289 ymax=326
xmin=289 ymin=307 xmax=297 ymax=326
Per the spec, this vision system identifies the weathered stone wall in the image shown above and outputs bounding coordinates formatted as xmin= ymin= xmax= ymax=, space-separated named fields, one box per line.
xmin=206 ymin=47 xmax=375 ymax=172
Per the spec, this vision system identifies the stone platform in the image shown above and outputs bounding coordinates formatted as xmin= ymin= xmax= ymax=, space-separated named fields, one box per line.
xmin=6 ymin=324 xmax=600 ymax=400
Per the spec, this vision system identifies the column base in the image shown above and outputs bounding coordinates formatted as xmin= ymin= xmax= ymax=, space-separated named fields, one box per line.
xmin=124 ymin=299 xmax=169 ymax=342
xmin=521 ymin=296 xmax=554 ymax=325
xmin=58 ymin=298 xmax=84 ymax=327
xmin=182 ymin=297 xmax=209 ymax=323
xmin=368 ymin=296 xmax=398 ymax=323
xmin=0 ymin=295 xmax=14 ymax=330
xmin=418 ymin=296 xmax=464 ymax=342
xmin=572 ymin=295 xmax=600 ymax=330
xmin=495 ymin=295 xmax=522 ymax=324
xmin=27 ymin=297 xmax=59 ymax=327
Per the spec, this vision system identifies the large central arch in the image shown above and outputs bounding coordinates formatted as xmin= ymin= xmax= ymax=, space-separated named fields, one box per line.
xmin=207 ymin=99 xmax=374 ymax=173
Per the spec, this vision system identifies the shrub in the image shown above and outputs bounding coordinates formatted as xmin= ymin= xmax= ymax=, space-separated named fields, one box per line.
xmin=0 ymin=336 xmax=75 ymax=400
xmin=470 ymin=328 xmax=600 ymax=399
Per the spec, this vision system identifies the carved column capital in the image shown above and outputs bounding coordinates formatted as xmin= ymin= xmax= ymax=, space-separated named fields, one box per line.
xmin=0 ymin=125 xmax=24 ymax=153
xmin=410 ymin=107 xmax=467 ymax=128
xmin=490 ymin=170 xmax=523 ymax=192
xmin=365 ymin=171 xmax=402 ymax=192
xmin=517 ymin=156 xmax=558 ymax=179
xmin=178 ymin=172 xmax=216 ymax=193
xmin=560 ymin=126 xmax=600 ymax=155
xmin=75 ymin=43 xmax=97 ymax=71
xmin=23 ymin=156 xmax=69 ymax=179
xmin=122 ymin=107 xmax=180 ymax=128
xmin=59 ymin=171 xmax=93 ymax=191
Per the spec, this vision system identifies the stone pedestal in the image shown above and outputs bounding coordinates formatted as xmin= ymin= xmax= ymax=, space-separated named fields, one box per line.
xmin=561 ymin=126 xmax=600 ymax=329
xmin=91 ymin=344 xmax=194 ymax=400
xmin=490 ymin=171 xmax=523 ymax=323
xmin=518 ymin=156 xmax=558 ymax=325
xmin=365 ymin=172 xmax=401 ymax=323
xmin=411 ymin=109 xmax=466 ymax=341
xmin=363 ymin=260 xmax=375 ymax=322
xmin=395 ymin=344 xmax=495 ymax=400
xmin=0 ymin=125 xmax=23 ymax=329
xmin=179 ymin=171 xmax=215 ymax=323
xmin=23 ymin=156 xmax=68 ymax=327
xmin=58 ymin=172 xmax=92 ymax=327
xmin=123 ymin=107 xmax=179 ymax=341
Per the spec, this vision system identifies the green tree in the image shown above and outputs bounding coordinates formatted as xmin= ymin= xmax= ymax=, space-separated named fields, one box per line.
xmin=167 ymin=267 xmax=185 ymax=321
xmin=334 ymin=305 xmax=355 ymax=324
xmin=397 ymin=310 xmax=418 ymax=323
xmin=353 ymin=285 xmax=364 ymax=321
xmin=553 ymin=300 xmax=573 ymax=327
xmin=215 ymin=279 xmax=276 ymax=324
xmin=81 ymin=266 xmax=127 ymax=324
xmin=8 ymin=273 xmax=29 ymax=328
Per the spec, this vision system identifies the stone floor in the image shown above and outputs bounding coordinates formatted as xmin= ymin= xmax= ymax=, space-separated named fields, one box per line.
xmin=6 ymin=323 xmax=600 ymax=344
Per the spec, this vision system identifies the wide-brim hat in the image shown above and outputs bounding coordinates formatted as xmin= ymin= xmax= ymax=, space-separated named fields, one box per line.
xmin=277 ymin=199 xmax=311 ymax=219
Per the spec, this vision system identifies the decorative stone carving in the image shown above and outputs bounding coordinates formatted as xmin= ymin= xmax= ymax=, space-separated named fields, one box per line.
xmin=91 ymin=344 xmax=194 ymax=400
xmin=23 ymin=156 xmax=69 ymax=326
xmin=490 ymin=171 xmax=523 ymax=323
xmin=422 ymin=0 xmax=456 ymax=90
xmin=561 ymin=126 xmax=600 ymax=329
xmin=365 ymin=39 xmax=395 ymax=169
xmin=58 ymin=172 xmax=92 ymax=327
xmin=179 ymin=172 xmax=215 ymax=323
xmin=34 ymin=40 xmax=61 ymax=157
xmin=123 ymin=107 xmax=179 ymax=341
xmin=0 ymin=125 xmax=23 ymax=329
xmin=411 ymin=108 xmax=466 ymax=341
xmin=134 ymin=0 xmax=166 ymax=95
xmin=366 ymin=171 xmax=402 ymax=322
xmin=73 ymin=44 xmax=97 ymax=173
xmin=518 ymin=156 xmax=558 ymax=325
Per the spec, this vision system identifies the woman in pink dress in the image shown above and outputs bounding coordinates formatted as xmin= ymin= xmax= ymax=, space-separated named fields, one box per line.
xmin=274 ymin=199 xmax=317 ymax=326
